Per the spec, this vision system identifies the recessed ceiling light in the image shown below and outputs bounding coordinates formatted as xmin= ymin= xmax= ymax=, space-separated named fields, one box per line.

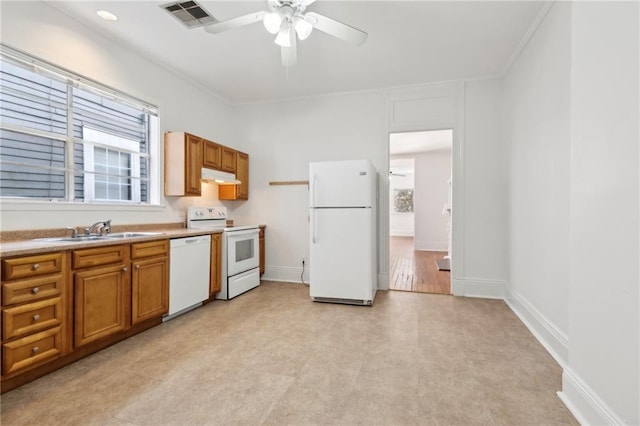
xmin=96 ymin=10 xmax=118 ymax=22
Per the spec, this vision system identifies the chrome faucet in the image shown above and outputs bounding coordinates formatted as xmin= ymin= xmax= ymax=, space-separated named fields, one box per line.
xmin=66 ymin=227 xmax=79 ymax=238
xmin=85 ymin=220 xmax=112 ymax=236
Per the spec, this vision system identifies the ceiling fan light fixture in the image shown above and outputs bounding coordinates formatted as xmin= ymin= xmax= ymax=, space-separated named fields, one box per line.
xmin=293 ymin=16 xmax=313 ymax=40
xmin=263 ymin=12 xmax=282 ymax=34
xmin=274 ymin=22 xmax=292 ymax=47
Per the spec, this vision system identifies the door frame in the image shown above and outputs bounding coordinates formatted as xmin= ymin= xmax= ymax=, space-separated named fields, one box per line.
xmin=380 ymin=81 xmax=465 ymax=295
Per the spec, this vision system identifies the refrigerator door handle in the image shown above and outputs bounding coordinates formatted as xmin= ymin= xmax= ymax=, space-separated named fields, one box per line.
xmin=312 ymin=174 xmax=318 ymax=207
xmin=312 ymin=211 xmax=317 ymax=244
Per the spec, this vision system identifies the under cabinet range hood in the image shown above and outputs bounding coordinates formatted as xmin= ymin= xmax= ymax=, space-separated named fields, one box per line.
xmin=201 ymin=168 xmax=241 ymax=185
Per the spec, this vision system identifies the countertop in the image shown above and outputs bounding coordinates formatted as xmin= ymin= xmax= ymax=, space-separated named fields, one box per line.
xmin=0 ymin=228 xmax=223 ymax=258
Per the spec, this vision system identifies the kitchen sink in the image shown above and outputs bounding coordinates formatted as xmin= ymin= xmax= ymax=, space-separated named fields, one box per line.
xmin=34 ymin=232 xmax=165 ymax=243
xmin=105 ymin=232 xmax=165 ymax=238
xmin=35 ymin=235 xmax=112 ymax=242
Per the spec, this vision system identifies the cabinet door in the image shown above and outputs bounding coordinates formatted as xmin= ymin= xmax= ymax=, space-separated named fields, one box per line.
xmin=74 ymin=264 xmax=129 ymax=348
xmin=210 ymin=234 xmax=222 ymax=296
xmin=132 ymin=256 xmax=168 ymax=324
xmin=236 ymin=152 xmax=249 ymax=200
xmin=220 ymin=147 xmax=237 ymax=173
xmin=185 ymin=134 xmax=203 ymax=195
xmin=259 ymin=228 xmax=265 ymax=276
xmin=203 ymin=141 xmax=222 ymax=169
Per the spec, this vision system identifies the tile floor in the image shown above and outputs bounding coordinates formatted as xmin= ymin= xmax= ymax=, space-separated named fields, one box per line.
xmin=1 ymin=281 xmax=577 ymax=425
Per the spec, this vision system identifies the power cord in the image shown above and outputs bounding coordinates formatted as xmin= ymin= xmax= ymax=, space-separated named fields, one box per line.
xmin=301 ymin=259 xmax=308 ymax=286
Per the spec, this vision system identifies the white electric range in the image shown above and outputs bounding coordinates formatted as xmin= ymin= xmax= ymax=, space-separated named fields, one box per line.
xmin=187 ymin=206 xmax=260 ymax=300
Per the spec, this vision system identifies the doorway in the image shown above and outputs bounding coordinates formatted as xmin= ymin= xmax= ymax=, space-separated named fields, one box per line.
xmin=389 ymin=130 xmax=452 ymax=295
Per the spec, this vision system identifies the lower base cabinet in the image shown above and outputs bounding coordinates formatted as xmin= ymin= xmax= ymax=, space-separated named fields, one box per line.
xmin=132 ymin=240 xmax=169 ymax=324
xmin=74 ymin=263 xmax=130 ymax=348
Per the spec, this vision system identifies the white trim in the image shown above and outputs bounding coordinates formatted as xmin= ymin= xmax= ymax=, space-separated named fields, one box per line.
xmin=451 ymin=277 xmax=505 ymax=299
xmin=558 ymin=368 xmax=626 ymax=426
xmin=262 ymin=265 xmax=308 ymax=284
xmin=500 ymin=1 xmax=556 ymax=77
xmin=504 ymin=288 xmax=568 ymax=367
xmin=0 ymin=198 xmax=165 ymax=211
xmin=390 ymin=230 xmax=414 ymax=237
xmin=377 ymin=272 xmax=389 ymax=291
xmin=414 ymin=240 xmax=448 ymax=252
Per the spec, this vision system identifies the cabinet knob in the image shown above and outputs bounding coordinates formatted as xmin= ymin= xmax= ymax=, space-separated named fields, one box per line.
xmin=32 ymin=287 xmax=40 ymax=294
xmin=135 ymin=265 xmax=140 ymax=270
xmin=122 ymin=267 xmax=128 ymax=272
xmin=33 ymin=314 xmax=40 ymax=322
xmin=32 ymin=263 xmax=40 ymax=271
xmin=32 ymin=346 xmax=40 ymax=354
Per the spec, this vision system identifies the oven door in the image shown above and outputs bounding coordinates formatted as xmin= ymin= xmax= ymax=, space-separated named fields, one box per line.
xmin=226 ymin=229 xmax=259 ymax=277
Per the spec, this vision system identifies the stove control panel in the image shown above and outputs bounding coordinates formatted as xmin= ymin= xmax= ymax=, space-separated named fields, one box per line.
xmin=187 ymin=206 xmax=228 ymax=221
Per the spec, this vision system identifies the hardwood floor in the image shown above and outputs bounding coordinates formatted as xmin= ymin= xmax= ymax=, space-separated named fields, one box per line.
xmin=389 ymin=236 xmax=451 ymax=295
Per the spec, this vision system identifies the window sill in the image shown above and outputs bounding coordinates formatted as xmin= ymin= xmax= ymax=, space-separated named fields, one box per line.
xmin=0 ymin=199 xmax=166 ymax=212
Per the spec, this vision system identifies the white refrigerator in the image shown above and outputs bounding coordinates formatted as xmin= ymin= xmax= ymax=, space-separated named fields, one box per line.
xmin=309 ymin=159 xmax=377 ymax=305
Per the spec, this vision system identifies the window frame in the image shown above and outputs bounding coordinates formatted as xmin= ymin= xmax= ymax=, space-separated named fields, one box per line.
xmin=0 ymin=44 xmax=162 ymax=207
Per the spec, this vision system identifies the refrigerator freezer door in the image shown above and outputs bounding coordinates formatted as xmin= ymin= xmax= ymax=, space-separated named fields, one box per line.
xmin=310 ymin=208 xmax=375 ymax=302
xmin=310 ymin=160 xmax=376 ymax=208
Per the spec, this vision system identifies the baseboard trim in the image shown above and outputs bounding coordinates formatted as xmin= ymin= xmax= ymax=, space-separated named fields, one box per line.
xmin=451 ymin=277 xmax=505 ymax=298
xmin=558 ymin=367 xmax=625 ymax=426
xmin=504 ymin=289 xmax=568 ymax=367
xmin=262 ymin=266 xmax=308 ymax=284
xmin=415 ymin=240 xmax=448 ymax=251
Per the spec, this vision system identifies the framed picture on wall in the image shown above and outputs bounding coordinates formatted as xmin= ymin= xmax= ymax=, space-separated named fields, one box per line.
xmin=393 ymin=188 xmax=414 ymax=213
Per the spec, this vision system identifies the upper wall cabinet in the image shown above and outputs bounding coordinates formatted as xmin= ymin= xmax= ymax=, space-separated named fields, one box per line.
xmin=220 ymin=147 xmax=237 ymax=173
xmin=164 ymin=132 xmax=203 ymax=196
xmin=164 ymin=131 xmax=250 ymax=200
xmin=219 ymin=151 xmax=248 ymax=201
xmin=203 ymin=140 xmax=222 ymax=170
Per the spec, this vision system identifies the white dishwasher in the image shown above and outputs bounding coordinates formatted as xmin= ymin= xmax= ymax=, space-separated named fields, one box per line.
xmin=165 ymin=235 xmax=211 ymax=320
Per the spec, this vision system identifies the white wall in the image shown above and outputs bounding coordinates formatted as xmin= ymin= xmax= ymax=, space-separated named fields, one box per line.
xmin=562 ymin=2 xmax=639 ymax=425
xmin=229 ymin=93 xmax=388 ymax=283
xmin=0 ymin=1 xmax=233 ymax=231
xmin=502 ymin=1 xmax=572 ymax=360
xmin=502 ymin=1 xmax=639 ymax=424
xmin=456 ymin=79 xmax=507 ymax=296
xmin=389 ymin=163 xmax=414 ymax=237
xmin=413 ymin=150 xmax=451 ymax=251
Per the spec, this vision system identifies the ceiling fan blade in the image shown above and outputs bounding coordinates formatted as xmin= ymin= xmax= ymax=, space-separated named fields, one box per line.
xmin=203 ymin=11 xmax=266 ymax=34
xmin=305 ymin=12 xmax=368 ymax=46
xmin=281 ymin=32 xmax=297 ymax=67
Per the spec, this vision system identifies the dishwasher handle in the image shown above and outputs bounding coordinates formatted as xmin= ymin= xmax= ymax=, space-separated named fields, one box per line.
xmin=170 ymin=235 xmax=211 ymax=247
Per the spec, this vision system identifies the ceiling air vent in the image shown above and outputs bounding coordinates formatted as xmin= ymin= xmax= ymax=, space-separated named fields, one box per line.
xmin=161 ymin=0 xmax=217 ymax=29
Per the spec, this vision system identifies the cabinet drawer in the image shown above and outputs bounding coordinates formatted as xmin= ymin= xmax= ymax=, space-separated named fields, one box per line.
xmin=2 ymin=253 xmax=63 ymax=281
xmin=2 ymin=326 xmax=62 ymax=375
xmin=131 ymin=240 xmax=169 ymax=259
xmin=73 ymin=245 xmax=126 ymax=269
xmin=2 ymin=273 xmax=64 ymax=307
xmin=3 ymin=297 xmax=63 ymax=340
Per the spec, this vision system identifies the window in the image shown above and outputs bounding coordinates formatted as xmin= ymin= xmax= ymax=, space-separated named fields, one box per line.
xmin=0 ymin=45 xmax=158 ymax=204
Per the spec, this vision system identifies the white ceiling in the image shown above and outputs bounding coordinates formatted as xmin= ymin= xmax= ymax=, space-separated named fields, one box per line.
xmin=45 ymin=0 xmax=545 ymax=104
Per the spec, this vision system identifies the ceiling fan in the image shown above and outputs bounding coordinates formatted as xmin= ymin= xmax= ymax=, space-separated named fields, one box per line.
xmin=202 ymin=0 xmax=368 ymax=67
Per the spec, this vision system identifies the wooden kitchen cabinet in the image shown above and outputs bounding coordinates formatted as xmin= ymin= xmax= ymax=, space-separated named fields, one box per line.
xmin=220 ymin=146 xmax=237 ymax=173
xmin=164 ymin=132 xmax=203 ymax=196
xmin=1 ymin=252 xmax=69 ymax=376
xmin=73 ymin=245 xmax=130 ymax=348
xmin=203 ymin=140 xmax=222 ymax=169
xmin=210 ymin=233 xmax=222 ymax=296
xmin=219 ymin=151 xmax=249 ymax=200
xmin=259 ymin=226 xmax=266 ymax=276
xmin=131 ymin=240 xmax=169 ymax=324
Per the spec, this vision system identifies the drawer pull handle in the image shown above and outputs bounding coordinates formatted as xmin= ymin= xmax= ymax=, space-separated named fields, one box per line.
xmin=33 ymin=314 xmax=40 ymax=322
xmin=32 ymin=287 xmax=40 ymax=294
xmin=32 ymin=263 xmax=40 ymax=271
xmin=32 ymin=346 xmax=40 ymax=354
